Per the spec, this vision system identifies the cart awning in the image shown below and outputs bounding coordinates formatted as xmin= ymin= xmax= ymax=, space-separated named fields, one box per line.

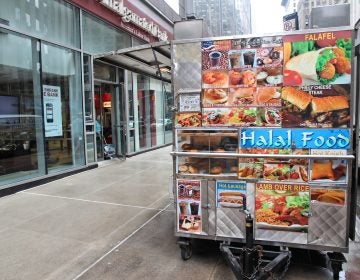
xmin=94 ymin=41 xmax=171 ymax=82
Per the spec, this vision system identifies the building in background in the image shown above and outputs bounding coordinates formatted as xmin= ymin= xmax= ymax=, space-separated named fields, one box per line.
xmin=180 ymin=0 xmax=251 ymax=36
xmin=295 ymin=0 xmax=352 ymax=29
xmin=282 ymin=0 xmax=300 ymax=14
xmin=0 ymin=0 xmax=178 ymax=191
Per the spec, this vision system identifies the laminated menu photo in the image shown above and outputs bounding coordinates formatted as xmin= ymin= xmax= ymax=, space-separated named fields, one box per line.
xmin=255 ymin=182 xmax=310 ymax=232
xmin=281 ymin=84 xmax=350 ymax=128
xmin=283 ymin=30 xmax=352 ymax=86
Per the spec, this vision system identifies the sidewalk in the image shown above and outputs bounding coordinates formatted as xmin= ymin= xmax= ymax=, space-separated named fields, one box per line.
xmin=0 ymin=146 xmax=358 ymax=280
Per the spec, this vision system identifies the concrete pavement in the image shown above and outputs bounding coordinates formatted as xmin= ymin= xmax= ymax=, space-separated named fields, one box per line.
xmin=0 ymin=146 xmax=359 ymax=279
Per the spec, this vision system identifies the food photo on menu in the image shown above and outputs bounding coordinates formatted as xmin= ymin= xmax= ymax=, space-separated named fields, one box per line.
xmin=177 ymin=179 xmax=202 ymax=233
xmin=311 ymin=188 xmax=346 ymax=206
xmin=283 ymin=31 xmax=352 ymax=86
xmin=310 ymin=159 xmax=347 ymax=183
xmin=238 ymin=162 xmax=263 ymax=179
xmin=216 ymin=180 xmax=247 ymax=209
xmin=229 ymin=69 xmax=257 ymax=87
xmin=202 ymin=70 xmax=229 ymax=88
xmin=256 ymin=47 xmax=283 ymax=68
xmin=256 ymin=67 xmax=283 ymax=87
xmin=202 ymin=88 xmax=229 ymax=106
xmin=255 ymin=183 xmax=310 ymax=232
xmin=254 ymin=87 xmax=282 ymax=106
xmin=256 ymin=108 xmax=282 ymax=127
xmin=202 ymin=107 xmax=257 ymax=126
xmin=175 ymin=112 xmax=202 ymax=128
xmin=281 ymin=84 xmax=350 ymax=128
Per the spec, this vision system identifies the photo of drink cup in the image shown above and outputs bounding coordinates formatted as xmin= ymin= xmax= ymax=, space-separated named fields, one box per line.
xmin=192 ymin=186 xmax=200 ymax=200
xmin=229 ymin=51 xmax=241 ymax=68
xmin=209 ymin=51 xmax=222 ymax=67
xmin=185 ymin=185 xmax=193 ymax=198
xmin=179 ymin=202 xmax=188 ymax=215
xmin=190 ymin=202 xmax=199 ymax=215
xmin=242 ymin=50 xmax=256 ymax=67
xmin=178 ymin=184 xmax=185 ymax=198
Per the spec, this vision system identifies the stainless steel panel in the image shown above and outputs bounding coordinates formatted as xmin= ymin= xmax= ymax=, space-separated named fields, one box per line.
xmin=308 ymin=203 xmax=347 ymax=247
xmin=255 ymin=229 xmax=307 ymax=244
xmin=207 ymin=180 xmax=217 ymax=236
xmin=173 ymin=42 xmax=202 ymax=93
xmin=174 ymin=19 xmax=205 ymax=40
xmin=216 ymin=208 xmax=245 ymax=238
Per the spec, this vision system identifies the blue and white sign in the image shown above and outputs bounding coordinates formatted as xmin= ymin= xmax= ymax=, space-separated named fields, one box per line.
xmin=240 ymin=128 xmax=350 ymax=149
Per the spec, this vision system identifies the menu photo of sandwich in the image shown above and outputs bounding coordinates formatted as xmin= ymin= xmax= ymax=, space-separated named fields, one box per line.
xmin=254 ymin=87 xmax=282 ymax=106
xmin=228 ymin=88 xmax=256 ymax=106
xmin=281 ymin=86 xmax=350 ymax=128
xmin=311 ymin=188 xmax=346 ymax=206
xmin=202 ymin=88 xmax=229 ymax=106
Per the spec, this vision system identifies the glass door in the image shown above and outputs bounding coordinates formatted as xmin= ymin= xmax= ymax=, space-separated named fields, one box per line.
xmin=94 ymin=83 xmax=115 ymax=160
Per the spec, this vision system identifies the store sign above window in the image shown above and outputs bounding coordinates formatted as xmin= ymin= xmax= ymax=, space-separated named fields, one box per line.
xmin=98 ymin=0 xmax=168 ymax=41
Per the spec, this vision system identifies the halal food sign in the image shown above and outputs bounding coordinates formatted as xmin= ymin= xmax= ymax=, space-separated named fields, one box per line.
xmin=240 ymin=128 xmax=350 ymax=149
xmin=99 ymin=0 xmax=168 ymax=41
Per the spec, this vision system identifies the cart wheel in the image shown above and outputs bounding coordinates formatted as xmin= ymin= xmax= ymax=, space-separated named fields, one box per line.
xmin=180 ymin=244 xmax=192 ymax=261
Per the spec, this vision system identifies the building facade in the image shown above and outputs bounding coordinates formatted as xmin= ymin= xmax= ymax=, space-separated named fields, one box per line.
xmin=0 ymin=0 xmax=178 ymax=190
xmin=181 ymin=0 xmax=251 ymax=37
xmin=296 ymin=0 xmax=351 ymax=29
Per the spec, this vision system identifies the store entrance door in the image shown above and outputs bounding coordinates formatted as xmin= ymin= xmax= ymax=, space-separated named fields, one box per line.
xmin=94 ymin=82 xmax=125 ymax=160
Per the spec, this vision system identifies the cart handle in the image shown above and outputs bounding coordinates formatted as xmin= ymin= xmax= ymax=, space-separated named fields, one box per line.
xmin=171 ymin=151 xmax=355 ymax=160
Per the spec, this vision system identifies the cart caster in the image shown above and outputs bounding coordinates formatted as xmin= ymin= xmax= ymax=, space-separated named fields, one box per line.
xmin=180 ymin=243 xmax=192 ymax=261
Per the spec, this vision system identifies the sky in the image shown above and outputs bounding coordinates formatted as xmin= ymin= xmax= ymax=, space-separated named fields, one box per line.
xmin=251 ymin=0 xmax=286 ymax=34
xmin=164 ymin=0 xmax=286 ymax=35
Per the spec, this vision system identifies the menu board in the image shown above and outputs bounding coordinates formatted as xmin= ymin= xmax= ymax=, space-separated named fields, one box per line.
xmin=177 ymin=30 xmax=352 ymax=131
xmin=177 ymin=179 xmax=202 ymax=234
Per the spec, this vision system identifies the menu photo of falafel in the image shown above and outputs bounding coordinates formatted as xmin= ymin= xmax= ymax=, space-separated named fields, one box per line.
xmin=283 ymin=30 xmax=352 ymax=86
xmin=281 ymin=85 xmax=350 ymax=128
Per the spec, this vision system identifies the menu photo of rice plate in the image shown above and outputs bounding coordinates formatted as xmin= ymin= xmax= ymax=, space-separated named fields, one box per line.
xmin=177 ymin=179 xmax=202 ymax=234
xmin=216 ymin=181 xmax=247 ymax=209
xmin=283 ymin=30 xmax=352 ymax=86
xmin=255 ymin=182 xmax=310 ymax=232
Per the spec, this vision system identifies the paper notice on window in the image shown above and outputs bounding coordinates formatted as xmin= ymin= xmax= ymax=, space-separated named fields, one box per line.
xmin=179 ymin=93 xmax=200 ymax=112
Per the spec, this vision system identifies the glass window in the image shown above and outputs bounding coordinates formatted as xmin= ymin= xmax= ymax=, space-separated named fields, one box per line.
xmin=0 ymin=0 xmax=80 ymax=48
xmin=41 ymin=42 xmax=84 ymax=173
xmin=0 ymin=29 xmax=46 ymax=187
xmin=82 ymin=12 xmax=131 ymax=54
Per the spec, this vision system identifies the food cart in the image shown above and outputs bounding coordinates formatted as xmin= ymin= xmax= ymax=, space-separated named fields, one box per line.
xmin=171 ymin=27 xmax=356 ymax=279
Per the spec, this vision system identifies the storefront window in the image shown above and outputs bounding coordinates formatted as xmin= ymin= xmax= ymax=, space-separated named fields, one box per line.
xmin=82 ymin=12 xmax=131 ymax=54
xmin=0 ymin=30 xmax=46 ymax=187
xmin=130 ymin=74 xmax=172 ymax=153
xmin=41 ymin=42 xmax=84 ymax=172
xmin=0 ymin=0 xmax=80 ymax=48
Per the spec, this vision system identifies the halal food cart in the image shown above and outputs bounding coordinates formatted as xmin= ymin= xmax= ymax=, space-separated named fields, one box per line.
xmin=171 ymin=27 xmax=357 ymax=279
